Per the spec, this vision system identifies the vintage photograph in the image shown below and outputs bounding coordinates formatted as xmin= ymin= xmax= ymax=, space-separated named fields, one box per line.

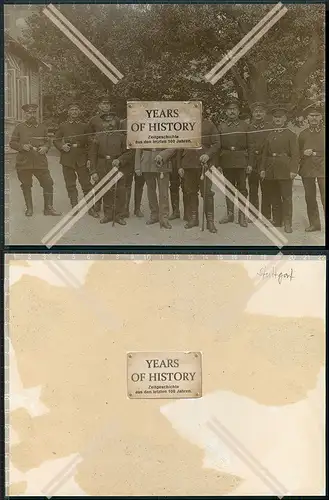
xmin=4 ymin=3 xmax=325 ymax=246
xmin=5 ymin=254 xmax=325 ymax=495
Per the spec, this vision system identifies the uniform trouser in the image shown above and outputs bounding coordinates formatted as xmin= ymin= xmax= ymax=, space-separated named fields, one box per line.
xmin=169 ymin=166 xmax=185 ymax=212
xmin=260 ymin=179 xmax=274 ymax=221
xmin=62 ymin=164 xmax=93 ymax=205
xmin=17 ymin=168 xmax=54 ymax=210
xmin=222 ymin=168 xmax=248 ymax=214
xmin=144 ymin=172 xmax=170 ymax=222
xmin=184 ymin=168 xmax=214 ymax=220
xmin=97 ymin=166 xmax=126 ymax=218
xmin=248 ymin=170 xmax=260 ymax=211
xmin=302 ymin=177 xmax=325 ymax=226
xmin=263 ymin=179 xmax=293 ymax=225
xmin=125 ymin=170 xmax=145 ymax=211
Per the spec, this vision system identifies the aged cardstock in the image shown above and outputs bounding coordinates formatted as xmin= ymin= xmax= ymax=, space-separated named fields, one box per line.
xmin=5 ymin=255 xmax=326 ymax=496
xmin=127 ymin=351 xmax=202 ymax=399
xmin=127 ymin=101 xmax=202 ymax=148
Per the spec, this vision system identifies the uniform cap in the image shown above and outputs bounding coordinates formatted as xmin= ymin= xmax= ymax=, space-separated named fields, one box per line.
xmin=270 ymin=104 xmax=289 ymax=117
xmin=224 ymin=97 xmax=240 ymax=109
xmin=250 ymin=101 xmax=267 ymax=112
xmin=100 ymin=111 xmax=116 ymax=120
xmin=302 ymin=101 xmax=324 ymax=116
xmin=67 ymin=102 xmax=81 ymax=110
xmin=22 ymin=103 xmax=38 ymax=112
xmin=99 ymin=94 xmax=112 ymax=104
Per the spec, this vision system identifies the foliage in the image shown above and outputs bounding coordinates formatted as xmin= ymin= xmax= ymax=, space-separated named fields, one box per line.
xmin=21 ymin=3 xmax=325 ymax=123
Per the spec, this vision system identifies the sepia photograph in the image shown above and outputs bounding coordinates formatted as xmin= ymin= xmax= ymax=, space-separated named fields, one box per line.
xmin=4 ymin=2 xmax=325 ymax=247
xmin=5 ymin=254 xmax=325 ymax=495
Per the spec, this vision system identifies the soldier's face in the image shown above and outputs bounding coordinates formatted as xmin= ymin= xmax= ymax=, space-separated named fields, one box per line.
xmin=99 ymin=102 xmax=111 ymax=113
xmin=273 ymin=115 xmax=286 ymax=127
xmin=104 ymin=118 xmax=117 ymax=129
xmin=25 ymin=109 xmax=37 ymax=121
xmin=226 ymin=105 xmax=239 ymax=120
xmin=252 ymin=108 xmax=266 ymax=121
xmin=307 ymin=112 xmax=322 ymax=127
xmin=68 ymin=106 xmax=80 ymax=119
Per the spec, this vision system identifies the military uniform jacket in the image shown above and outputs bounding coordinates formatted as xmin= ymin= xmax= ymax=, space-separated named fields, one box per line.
xmin=260 ymin=128 xmax=299 ymax=179
xmin=139 ymin=149 xmax=176 ymax=174
xmin=9 ymin=122 xmax=51 ymax=170
xmin=53 ymin=121 xmax=89 ymax=168
xmin=180 ymin=119 xmax=220 ymax=169
xmin=88 ymin=130 xmax=129 ymax=175
xmin=218 ymin=119 xmax=252 ymax=169
xmin=248 ymin=120 xmax=272 ymax=171
xmin=298 ymin=126 xmax=324 ymax=178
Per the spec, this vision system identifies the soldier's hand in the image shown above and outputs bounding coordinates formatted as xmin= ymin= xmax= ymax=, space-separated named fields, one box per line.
xmin=178 ymin=168 xmax=184 ymax=178
xmin=135 ymin=169 xmax=142 ymax=177
xmin=304 ymin=149 xmax=313 ymax=157
xmin=200 ymin=154 xmax=209 ymax=165
xmin=22 ymin=144 xmax=31 ymax=151
xmin=62 ymin=143 xmax=71 ymax=152
xmin=38 ymin=146 xmax=48 ymax=155
xmin=246 ymin=165 xmax=252 ymax=175
xmin=259 ymin=171 xmax=266 ymax=180
xmin=154 ymin=154 xmax=163 ymax=167
xmin=290 ymin=172 xmax=297 ymax=180
xmin=86 ymin=160 xmax=91 ymax=169
xmin=112 ymin=159 xmax=120 ymax=169
xmin=90 ymin=173 xmax=99 ymax=185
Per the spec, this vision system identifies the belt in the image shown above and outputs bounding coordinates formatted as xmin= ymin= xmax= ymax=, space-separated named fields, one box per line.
xmin=254 ymin=150 xmax=261 ymax=155
xmin=98 ymin=155 xmax=113 ymax=159
xmin=270 ymin=153 xmax=289 ymax=157
xmin=222 ymin=147 xmax=246 ymax=152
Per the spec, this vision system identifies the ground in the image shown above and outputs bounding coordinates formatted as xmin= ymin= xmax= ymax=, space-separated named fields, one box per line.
xmin=6 ymin=152 xmax=325 ymax=247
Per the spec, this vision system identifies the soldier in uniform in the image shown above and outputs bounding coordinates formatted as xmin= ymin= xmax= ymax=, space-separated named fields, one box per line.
xmin=88 ymin=95 xmax=113 ymax=135
xmin=259 ymin=105 xmax=299 ymax=233
xmin=53 ymin=102 xmax=98 ymax=217
xmin=120 ymin=99 xmax=145 ymax=218
xmin=218 ymin=98 xmax=253 ymax=228
xmin=298 ymin=102 xmax=325 ymax=232
xmin=9 ymin=103 xmax=61 ymax=217
xmin=248 ymin=102 xmax=272 ymax=221
xmin=180 ymin=118 xmax=220 ymax=233
xmin=88 ymin=110 xmax=129 ymax=225
xmin=136 ymin=148 xmax=176 ymax=229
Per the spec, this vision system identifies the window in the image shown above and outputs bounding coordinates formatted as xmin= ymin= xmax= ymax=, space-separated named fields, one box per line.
xmin=4 ymin=65 xmax=17 ymax=119
xmin=17 ymin=76 xmax=30 ymax=121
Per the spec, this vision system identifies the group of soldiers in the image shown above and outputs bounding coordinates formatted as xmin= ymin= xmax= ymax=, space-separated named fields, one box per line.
xmin=10 ymin=96 xmax=325 ymax=235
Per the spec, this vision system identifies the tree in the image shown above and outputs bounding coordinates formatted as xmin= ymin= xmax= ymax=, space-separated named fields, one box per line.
xmin=21 ymin=3 xmax=324 ymax=123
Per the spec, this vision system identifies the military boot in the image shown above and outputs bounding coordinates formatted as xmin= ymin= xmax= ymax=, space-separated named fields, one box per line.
xmin=43 ymin=193 xmax=61 ymax=216
xmin=219 ymin=211 xmax=234 ymax=224
xmin=206 ymin=197 xmax=217 ymax=233
xmin=305 ymin=224 xmax=321 ymax=232
xmin=185 ymin=211 xmax=199 ymax=229
xmin=160 ymin=219 xmax=172 ymax=229
xmin=169 ymin=192 xmax=180 ymax=220
xmin=284 ymin=218 xmax=293 ymax=233
xmin=22 ymin=187 xmax=33 ymax=217
xmin=239 ymin=210 xmax=248 ymax=228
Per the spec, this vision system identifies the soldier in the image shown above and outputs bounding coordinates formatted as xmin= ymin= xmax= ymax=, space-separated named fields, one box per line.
xmin=53 ymin=102 xmax=98 ymax=217
xmin=168 ymin=151 xmax=187 ymax=221
xmin=218 ymin=98 xmax=253 ymax=228
xmin=180 ymin=118 xmax=220 ymax=233
xmin=298 ymin=102 xmax=325 ymax=232
xmin=88 ymin=95 xmax=113 ymax=134
xmin=136 ymin=148 xmax=176 ymax=229
xmin=259 ymin=105 xmax=299 ymax=233
xmin=248 ymin=102 xmax=273 ymax=222
xmin=120 ymin=100 xmax=145 ymax=218
xmin=9 ymin=103 xmax=61 ymax=217
xmin=88 ymin=110 xmax=129 ymax=225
